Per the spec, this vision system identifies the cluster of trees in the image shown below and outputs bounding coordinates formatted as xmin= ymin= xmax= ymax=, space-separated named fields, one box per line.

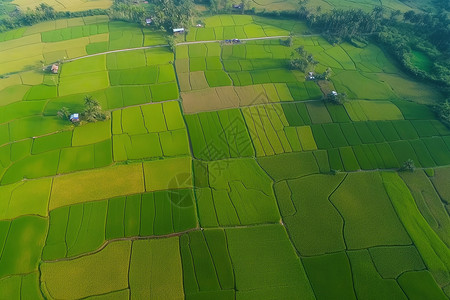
xmin=291 ymin=1 xmax=449 ymax=96
xmin=325 ymin=91 xmax=347 ymax=105
xmin=108 ymin=0 xmax=146 ymax=23
xmin=375 ymin=10 xmax=449 ymax=91
xmin=0 ymin=4 xmax=105 ymax=33
xmin=57 ymin=96 xmax=107 ymax=123
xmin=435 ymin=100 xmax=450 ymax=128
xmin=289 ymin=46 xmax=317 ymax=72
xmin=151 ymin=0 xmax=196 ymax=31
xmin=304 ymin=7 xmax=380 ymax=43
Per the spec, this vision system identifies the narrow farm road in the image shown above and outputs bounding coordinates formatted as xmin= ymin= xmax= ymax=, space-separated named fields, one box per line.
xmin=63 ymin=35 xmax=294 ymax=62
xmin=64 ymin=44 xmax=169 ymax=62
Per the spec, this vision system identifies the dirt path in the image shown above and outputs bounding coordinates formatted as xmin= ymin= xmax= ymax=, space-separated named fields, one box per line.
xmin=63 ymin=35 xmax=293 ymax=62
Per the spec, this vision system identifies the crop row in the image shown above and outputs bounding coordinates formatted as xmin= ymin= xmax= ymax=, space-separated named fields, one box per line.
xmin=112 ymin=103 xmax=190 ymax=160
xmin=181 ymin=83 xmax=294 ymax=114
xmin=185 ymin=109 xmax=254 ymax=160
xmin=41 ymin=23 xmax=109 ymax=43
xmin=43 ymin=189 xmax=197 ymax=260
xmin=39 ymin=224 xmax=316 ymax=299
xmin=194 ymin=159 xmax=280 ymax=227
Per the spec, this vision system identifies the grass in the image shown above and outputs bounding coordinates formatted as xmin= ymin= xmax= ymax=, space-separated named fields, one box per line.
xmin=197 ymin=158 xmax=280 ymax=226
xmin=369 ymin=246 xmax=426 ymax=279
xmin=41 ymin=240 xmax=131 ymax=299
xmin=13 ymin=0 xmax=112 ymax=12
xmin=143 ymin=157 xmax=192 ymax=192
xmin=283 ymin=174 xmax=346 ymax=256
xmin=348 ymin=250 xmax=408 ymax=299
xmin=130 ymin=237 xmax=184 ymax=299
xmin=50 ymin=163 xmax=145 ymax=210
xmin=181 ymin=230 xmax=234 ymax=295
xmin=0 ymin=216 xmax=47 ymax=278
xmin=330 ymin=172 xmax=411 ymax=249
xmin=398 ymin=271 xmax=448 ymax=300
xmin=258 ymin=152 xmax=319 ymax=181
xmin=382 ymin=172 xmax=450 ymax=287
xmin=303 ymin=252 xmax=356 ymax=300
xmin=226 ymin=224 xmax=315 ymax=299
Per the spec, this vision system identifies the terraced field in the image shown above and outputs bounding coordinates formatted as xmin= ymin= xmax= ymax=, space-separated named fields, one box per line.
xmin=0 ymin=13 xmax=449 ymax=299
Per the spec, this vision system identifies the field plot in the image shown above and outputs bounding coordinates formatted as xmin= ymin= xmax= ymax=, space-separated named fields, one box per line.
xmin=0 ymin=119 xmax=112 ymax=186
xmin=112 ymin=102 xmax=190 ymax=161
xmin=1 ymin=8 xmax=450 ymax=300
xmin=181 ymin=83 xmax=295 ymax=113
xmin=180 ymin=229 xmax=235 ymax=299
xmin=185 ymin=109 xmax=254 ymax=160
xmin=43 ymin=189 xmax=197 ymax=260
xmin=177 ymin=39 xmax=321 ymax=114
xmin=195 ymin=158 xmax=280 ymax=227
xmin=330 ymin=172 xmax=411 ymax=249
xmin=185 ymin=15 xmax=300 ymax=42
xmin=226 ymin=225 xmax=315 ymax=299
xmin=0 ymin=216 xmax=47 ymax=278
xmin=13 ymin=0 xmax=112 ymax=12
xmin=0 ymin=17 xmax=113 ymax=75
xmin=382 ymin=172 xmax=450 ymax=289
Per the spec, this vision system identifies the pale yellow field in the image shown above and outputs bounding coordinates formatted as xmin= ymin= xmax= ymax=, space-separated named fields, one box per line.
xmin=13 ymin=0 xmax=112 ymax=12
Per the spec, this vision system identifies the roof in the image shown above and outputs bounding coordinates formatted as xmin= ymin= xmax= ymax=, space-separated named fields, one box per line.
xmin=173 ymin=28 xmax=185 ymax=32
xmin=70 ymin=113 xmax=80 ymax=121
xmin=331 ymin=91 xmax=338 ymax=95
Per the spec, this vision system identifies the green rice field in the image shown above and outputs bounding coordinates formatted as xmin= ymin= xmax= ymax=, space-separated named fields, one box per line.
xmin=0 ymin=11 xmax=449 ymax=300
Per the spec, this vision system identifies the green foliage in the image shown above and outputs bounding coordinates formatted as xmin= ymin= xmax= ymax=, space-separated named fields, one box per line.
xmin=399 ymin=158 xmax=415 ymax=172
xmin=56 ymin=107 xmax=71 ymax=121
xmin=108 ymin=2 xmax=146 ymax=23
xmin=152 ymin=0 xmax=196 ymax=31
xmin=326 ymin=91 xmax=347 ymax=105
xmin=434 ymin=100 xmax=450 ymax=127
xmin=82 ymin=95 xmax=107 ymax=123
xmin=289 ymin=46 xmax=317 ymax=72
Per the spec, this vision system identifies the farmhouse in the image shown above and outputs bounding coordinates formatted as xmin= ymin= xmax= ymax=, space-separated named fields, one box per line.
xmin=173 ymin=28 xmax=185 ymax=34
xmin=307 ymin=71 xmax=315 ymax=80
xmin=145 ymin=18 xmax=152 ymax=25
xmin=51 ymin=64 xmax=59 ymax=74
xmin=70 ymin=113 xmax=80 ymax=123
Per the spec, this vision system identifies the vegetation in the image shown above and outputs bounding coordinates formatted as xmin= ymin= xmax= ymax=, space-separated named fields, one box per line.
xmin=0 ymin=4 xmax=106 ymax=33
xmin=82 ymin=95 xmax=107 ymax=122
xmin=399 ymin=159 xmax=416 ymax=172
xmin=0 ymin=0 xmax=450 ymax=298
xmin=289 ymin=46 xmax=317 ymax=72
xmin=151 ymin=0 xmax=196 ymax=31
xmin=56 ymin=107 xmax=71 ymax=121
xmin=326 ymin=91 xmax=347 ymax=105
xmin=435 ymin=100 xmax=450 ymax=127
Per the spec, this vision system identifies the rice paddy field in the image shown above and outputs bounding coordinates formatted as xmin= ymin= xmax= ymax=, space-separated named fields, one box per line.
xmin=0 ymin=12 xmax=449 ymax=300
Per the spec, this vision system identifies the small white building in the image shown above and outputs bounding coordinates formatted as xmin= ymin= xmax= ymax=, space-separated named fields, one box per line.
xmin=331 ymin=90 xmax=338 ymax=96
xmin=173 ymin=28 xmax=185 ymax=34
xmin=70 ymin=113 xmax=80 ymax=123
xmin=145 ymin=18 xmax=152 ymax=25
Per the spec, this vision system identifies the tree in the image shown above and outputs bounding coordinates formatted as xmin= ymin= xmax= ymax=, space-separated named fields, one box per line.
xmin=57 ymin=107 xmax=71 ymax=120
xmin=82 ymin=95 xmax=106 ymax=122
xmin=399 ymin=159 xmax=415 ymax=172
xmin=167 ymin=35 xmax=176 ymax=52
xmin=289 ymin=46 xmax=317 ymax=73
xmin=241 ymin=0 xmax=251 ymax=14
xmin=152 ymin=0 xmax=196 ymax=32
xmin=326 ymin=91 xmax=347 ymax=105
xmin=435 ymin=100 xmax=450 ymax=127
